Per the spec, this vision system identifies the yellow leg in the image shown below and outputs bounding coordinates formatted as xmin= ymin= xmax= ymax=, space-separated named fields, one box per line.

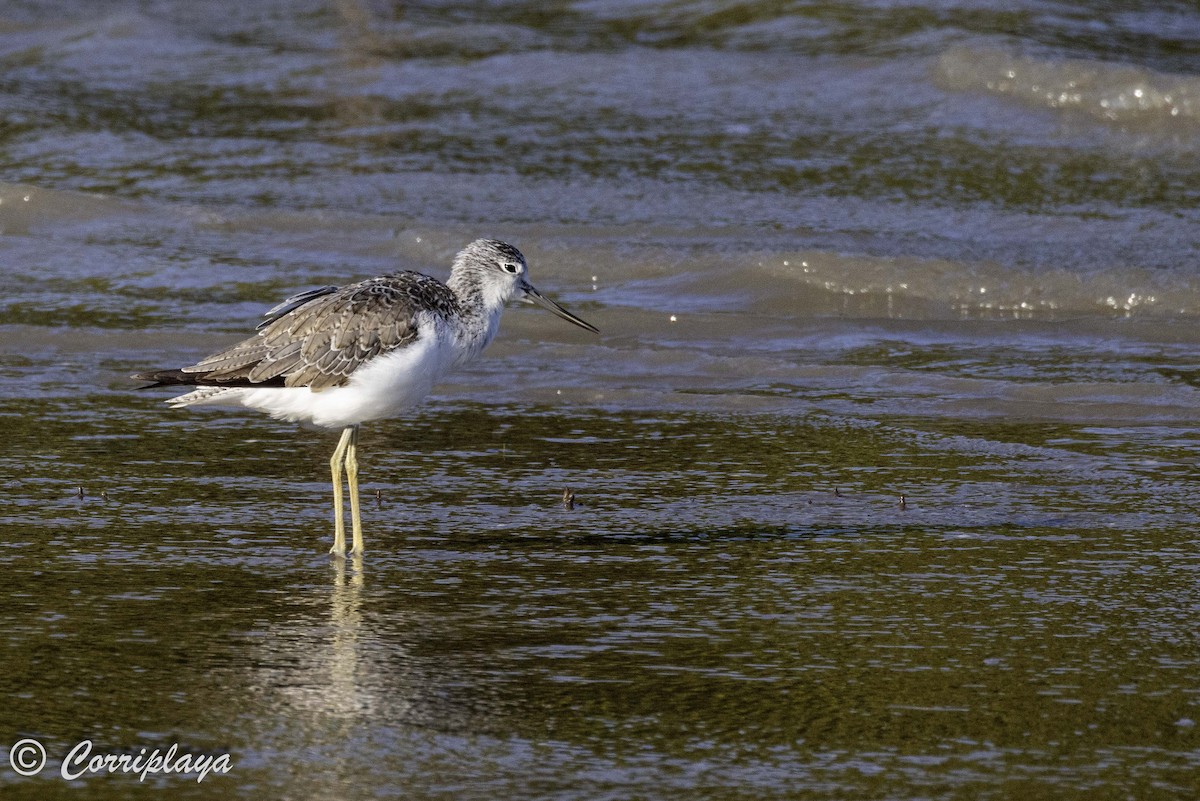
xmin=329 ymin=426 xmax=355 ymax=556
xmin=347 ymin=426 xmax=364 ymax=555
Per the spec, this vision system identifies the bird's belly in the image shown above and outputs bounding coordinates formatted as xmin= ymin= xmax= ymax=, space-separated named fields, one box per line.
xmin=237 ymin=334 xmax=452 ymax=429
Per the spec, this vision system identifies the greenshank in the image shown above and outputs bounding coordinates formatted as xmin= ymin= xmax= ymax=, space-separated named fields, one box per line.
xmin=134 ymin=239 xmax=598 ymax=555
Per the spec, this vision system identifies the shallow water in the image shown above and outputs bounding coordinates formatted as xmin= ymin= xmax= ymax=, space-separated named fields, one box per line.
xmin=2 ymin=1 xmax=1200 ymax=798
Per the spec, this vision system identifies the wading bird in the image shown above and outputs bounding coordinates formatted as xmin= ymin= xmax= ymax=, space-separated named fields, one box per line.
xmin=134 ymin=239 xmax=598 ymax=555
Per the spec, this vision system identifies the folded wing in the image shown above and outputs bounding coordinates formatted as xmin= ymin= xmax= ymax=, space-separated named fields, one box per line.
xmin=137 ymin=273 xmax=458 ymax=391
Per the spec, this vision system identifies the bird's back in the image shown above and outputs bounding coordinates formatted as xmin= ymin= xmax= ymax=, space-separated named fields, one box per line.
xmin=138 ymin=271 xmax=464 ymax=392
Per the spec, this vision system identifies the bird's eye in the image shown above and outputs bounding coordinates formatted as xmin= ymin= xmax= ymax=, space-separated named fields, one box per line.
xmin=501 ymin=262 xmax=522 ymax=274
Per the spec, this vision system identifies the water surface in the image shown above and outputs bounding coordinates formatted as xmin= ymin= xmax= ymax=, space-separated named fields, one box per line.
xmin=2 ymin=1 xmax=1200 ymax=798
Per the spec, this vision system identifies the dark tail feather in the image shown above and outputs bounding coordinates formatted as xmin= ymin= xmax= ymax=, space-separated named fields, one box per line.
xmin=131 ymin=369 xmax=199 ymax=389
xmin=130 ymin=369 xmax=285 ymax=389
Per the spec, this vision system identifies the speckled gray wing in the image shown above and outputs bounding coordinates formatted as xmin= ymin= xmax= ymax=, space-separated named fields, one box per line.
xmin=177 ymin=273 xmax=460 ymax=391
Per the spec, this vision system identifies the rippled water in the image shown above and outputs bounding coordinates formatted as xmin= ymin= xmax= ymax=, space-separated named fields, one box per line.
xmin=2 ymin=1 xmax=1200 ymax=798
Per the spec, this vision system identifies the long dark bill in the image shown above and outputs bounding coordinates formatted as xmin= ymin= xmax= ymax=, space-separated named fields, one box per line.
xmin=522 ymin=284 xmax=599 ymax=334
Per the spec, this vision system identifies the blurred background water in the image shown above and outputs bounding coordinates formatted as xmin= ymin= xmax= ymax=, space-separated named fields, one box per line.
xmin=1 ymin=1 xmax=1199 ymax=799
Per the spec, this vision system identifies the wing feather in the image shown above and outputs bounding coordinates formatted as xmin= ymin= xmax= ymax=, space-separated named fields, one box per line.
xmin=178 ymin=273 xmax=459 ymax=391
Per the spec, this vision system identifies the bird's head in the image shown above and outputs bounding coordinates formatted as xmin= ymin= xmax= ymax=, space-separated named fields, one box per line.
xmin=453 ymin=239 xmax=598 ymax=334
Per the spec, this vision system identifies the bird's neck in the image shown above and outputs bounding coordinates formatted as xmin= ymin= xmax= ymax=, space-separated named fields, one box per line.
xmin=447 ymin=270 xmax=509 ymax=364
